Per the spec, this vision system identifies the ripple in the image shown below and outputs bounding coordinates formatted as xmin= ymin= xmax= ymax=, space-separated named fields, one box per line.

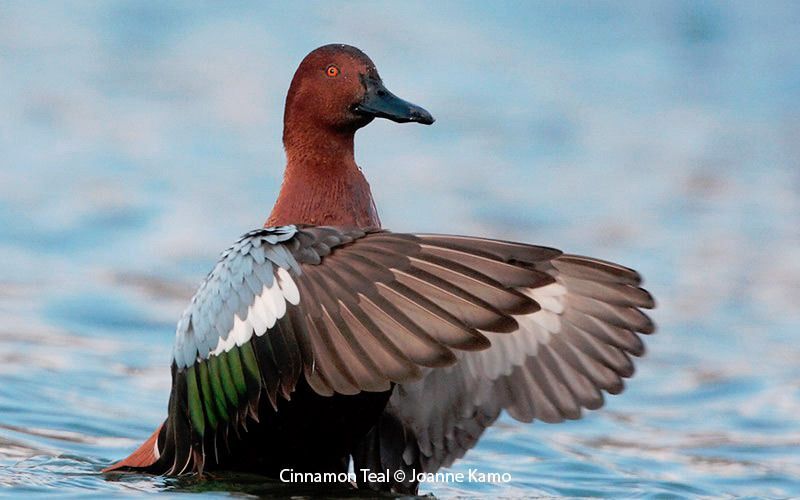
xmin=2 ymin=1 xmax=800 ymax=498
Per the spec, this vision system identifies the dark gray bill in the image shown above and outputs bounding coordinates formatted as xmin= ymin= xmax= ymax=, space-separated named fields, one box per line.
xmin=353 ymin=76 xmax=434 ymax=125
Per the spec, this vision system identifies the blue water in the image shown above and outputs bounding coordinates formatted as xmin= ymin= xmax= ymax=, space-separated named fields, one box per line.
xmin=1 ymin=1 xmax=799 ymax=497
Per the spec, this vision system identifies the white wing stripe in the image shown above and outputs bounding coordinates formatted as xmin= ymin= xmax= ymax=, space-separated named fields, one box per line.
xmin=254 ymin=291 xmax=277 ymax=331
xmin=211 ymin=329 xmax=238 ymax=356
xmin=173 ymin=226 xmax=301 ymax=368
xmin=469 ymin=281 xmax=571 ymax=381
xmin=247 ymin=292 xmax=270 ymax=335
xmin=535 ymin=295 xmax=564 ymax=314
xmin=277 ymin=267 xmax=301 ymax=305
xmin=273 ymin=281 xmax=288 ymax=318
xmin=530 ymin=282 xmax=567 ymax=297
xmin=261 ymin=282 xmax=282 ymax=322
xmin=232 ymin=314 xmax=252 ymax=347
xmin=531 ymin=311 xmax=561 ymax=334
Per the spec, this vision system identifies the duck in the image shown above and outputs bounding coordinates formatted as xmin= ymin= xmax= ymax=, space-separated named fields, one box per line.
xmin=104 ymin=44 xmax=655 ymax=494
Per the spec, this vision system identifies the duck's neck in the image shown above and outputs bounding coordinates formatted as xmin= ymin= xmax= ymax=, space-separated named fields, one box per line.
xmin=266 ymin=127 xmax=381 ymax=228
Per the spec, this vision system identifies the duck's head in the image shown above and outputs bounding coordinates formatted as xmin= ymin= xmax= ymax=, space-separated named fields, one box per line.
xmin=284 ymin=44 xmax=434 ymax=138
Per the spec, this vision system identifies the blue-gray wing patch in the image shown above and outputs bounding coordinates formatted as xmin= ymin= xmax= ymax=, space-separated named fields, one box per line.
xmin=153 ymin=226 xmax=654 ymax=477
xmin=172 ymin=225 xmax=300 ymax=369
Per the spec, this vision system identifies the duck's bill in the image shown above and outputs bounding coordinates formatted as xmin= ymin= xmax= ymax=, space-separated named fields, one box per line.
xmin=354 ymin=77 xmax=434 ymax=125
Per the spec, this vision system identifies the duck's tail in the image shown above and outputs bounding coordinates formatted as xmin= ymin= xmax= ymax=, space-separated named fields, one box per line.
xmin=102 ymin=423 xmax=164 ymax=473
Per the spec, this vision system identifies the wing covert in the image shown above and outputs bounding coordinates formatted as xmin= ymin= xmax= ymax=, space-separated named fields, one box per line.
xmin=159 ymin=225 xmax=572 ymax=474
xmin=354 ymin=251 xmax=655 ymax=488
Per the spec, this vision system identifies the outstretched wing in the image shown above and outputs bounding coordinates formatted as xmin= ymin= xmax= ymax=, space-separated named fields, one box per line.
xmin=155 ymin=225 xmax=565 ymax=474
xmin=353 ymin=250 xmax=655 ymax=492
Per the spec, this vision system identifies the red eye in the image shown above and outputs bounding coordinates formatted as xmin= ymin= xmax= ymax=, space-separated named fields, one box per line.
xmin=326 ymin=65 xmax=340 ymax=77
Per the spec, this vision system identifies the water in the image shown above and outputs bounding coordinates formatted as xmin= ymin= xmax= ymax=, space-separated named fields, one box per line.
xmin=1 ymin=1 xmax=799 ymax=497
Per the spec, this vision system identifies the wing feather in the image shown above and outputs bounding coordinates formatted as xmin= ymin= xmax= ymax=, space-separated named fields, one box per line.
xmin=151 ymin=226 xmax=653 ymax=478
xmin=354 ymin=244 xmax=655 ymax=478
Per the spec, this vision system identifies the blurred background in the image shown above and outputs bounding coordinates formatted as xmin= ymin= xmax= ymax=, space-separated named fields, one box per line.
xmin=1 ymin=1 xmax=798 ymax=497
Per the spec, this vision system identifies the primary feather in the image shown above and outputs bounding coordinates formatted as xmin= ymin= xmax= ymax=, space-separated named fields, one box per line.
xmin=110 ymin=225 xmax=654 ymax=482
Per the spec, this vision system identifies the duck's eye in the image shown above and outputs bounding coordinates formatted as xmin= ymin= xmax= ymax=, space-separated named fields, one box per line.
xmin=325 ymin=65 xmax=340 ymax=78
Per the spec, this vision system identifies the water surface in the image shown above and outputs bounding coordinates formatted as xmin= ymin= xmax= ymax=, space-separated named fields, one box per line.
xmin=1 ymin=1 xmax=799 ymax=497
